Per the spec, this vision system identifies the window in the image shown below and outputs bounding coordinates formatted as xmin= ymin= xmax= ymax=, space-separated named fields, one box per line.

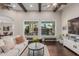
xmin=24 ymin=21 xmax=55 ymax=37
xmin=24 ymin=21 xmax=38 ymax=35
xmin=41 ymin=21 xmax=55 ymax=35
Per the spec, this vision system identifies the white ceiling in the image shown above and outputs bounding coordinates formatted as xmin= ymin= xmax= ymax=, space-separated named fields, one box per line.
xmin=4 ymin=3 xmax=67 ymax=12
xmin=10 ymin=3 xmax=23 ymax=11
xmin=23 ymin=3 xmax=38 ymax=11
xmin=41 ymin=3 xmax=55 ymax=11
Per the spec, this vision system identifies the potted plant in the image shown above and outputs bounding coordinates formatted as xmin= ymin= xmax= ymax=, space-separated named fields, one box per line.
xmin=33 ymin=36 xmax=39 ymax=47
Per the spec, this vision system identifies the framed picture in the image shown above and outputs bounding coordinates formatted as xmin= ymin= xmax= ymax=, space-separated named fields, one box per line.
xmin=3 ymin=26 xmax=10 ymax=31
xmin=63 ymin=26 xmax=66 ymax=30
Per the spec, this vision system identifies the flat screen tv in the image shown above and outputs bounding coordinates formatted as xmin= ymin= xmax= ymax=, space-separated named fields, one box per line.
xmin=68 ymin=17 xmax=79 ymax=35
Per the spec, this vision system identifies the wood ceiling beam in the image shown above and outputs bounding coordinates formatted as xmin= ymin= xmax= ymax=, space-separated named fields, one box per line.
xmin=53 ymin=3 xmax=62 ymax=12
xmin=18 ymin=3 xmax=27 ymax=12
xmin=53 ymin=3 xmax=67 ymax=12
xmin=38 ymin=3 xmax=41 ymax=12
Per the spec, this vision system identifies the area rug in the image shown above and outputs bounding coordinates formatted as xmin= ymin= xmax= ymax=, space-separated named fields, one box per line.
xmin=21 ymin=45 xmax=50 ymax=56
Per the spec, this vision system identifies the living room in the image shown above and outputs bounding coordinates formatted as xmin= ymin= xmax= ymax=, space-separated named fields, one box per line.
xmin=0 ymin=2 xmax=79 ymax=56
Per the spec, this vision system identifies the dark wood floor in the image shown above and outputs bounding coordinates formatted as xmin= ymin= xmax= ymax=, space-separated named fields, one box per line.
xmin=44 ymin=41 xmax=77 ymax=56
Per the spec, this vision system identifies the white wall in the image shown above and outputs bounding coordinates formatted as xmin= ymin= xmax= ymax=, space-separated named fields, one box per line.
xmin=61 ymin=3 xmax=79 ymax=35
xmin=0 ymin=10 xmax=61 ymax=37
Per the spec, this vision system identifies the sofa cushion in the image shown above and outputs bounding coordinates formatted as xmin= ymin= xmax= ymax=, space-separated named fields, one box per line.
xmin=0 ymin=40 xmax=28 ymax=56
xmin=1 ymin=36 xmax=16 ymax=52
xmin=15 ymin=40 xmax=28 ymax=55
xmin=0 ymin=48 xmax=20 ymax=56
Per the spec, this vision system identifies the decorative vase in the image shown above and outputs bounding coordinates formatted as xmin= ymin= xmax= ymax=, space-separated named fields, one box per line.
xmin=35 ymin=42 xmax=37 ymax=48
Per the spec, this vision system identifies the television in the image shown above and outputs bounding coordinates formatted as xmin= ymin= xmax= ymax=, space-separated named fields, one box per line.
xmin=68 ymin=17 xmax=79 ymax=35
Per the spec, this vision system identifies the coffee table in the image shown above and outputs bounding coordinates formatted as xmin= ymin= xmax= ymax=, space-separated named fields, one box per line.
xmin=28 ymin=42 xmax=44 ymax=56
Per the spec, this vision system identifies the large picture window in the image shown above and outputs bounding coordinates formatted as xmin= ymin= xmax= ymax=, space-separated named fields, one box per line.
xmin=24 ymin=21 xmax=55 ymax=37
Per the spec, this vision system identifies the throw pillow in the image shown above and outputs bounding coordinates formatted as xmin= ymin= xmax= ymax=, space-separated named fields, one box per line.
xmin=15 ymin=35 xmax=25 ymax=44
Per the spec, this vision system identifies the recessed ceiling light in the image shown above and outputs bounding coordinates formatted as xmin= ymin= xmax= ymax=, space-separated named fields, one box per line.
xmin=11 ymin=4 xmax=16 ymax=8
xmin=47 ymin=4 xmax=51 ymax=8
xmin=30 ymin=5 xmax=33 ymax=7
xmin=53 ymin=3 xmax=57 ymax=7
xmin=12 ymin=5 xmax=16 ymax=8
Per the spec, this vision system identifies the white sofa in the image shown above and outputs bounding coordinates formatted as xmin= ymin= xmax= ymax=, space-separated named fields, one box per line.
xmin=0 ymin=36 xmax=28 ymax=56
